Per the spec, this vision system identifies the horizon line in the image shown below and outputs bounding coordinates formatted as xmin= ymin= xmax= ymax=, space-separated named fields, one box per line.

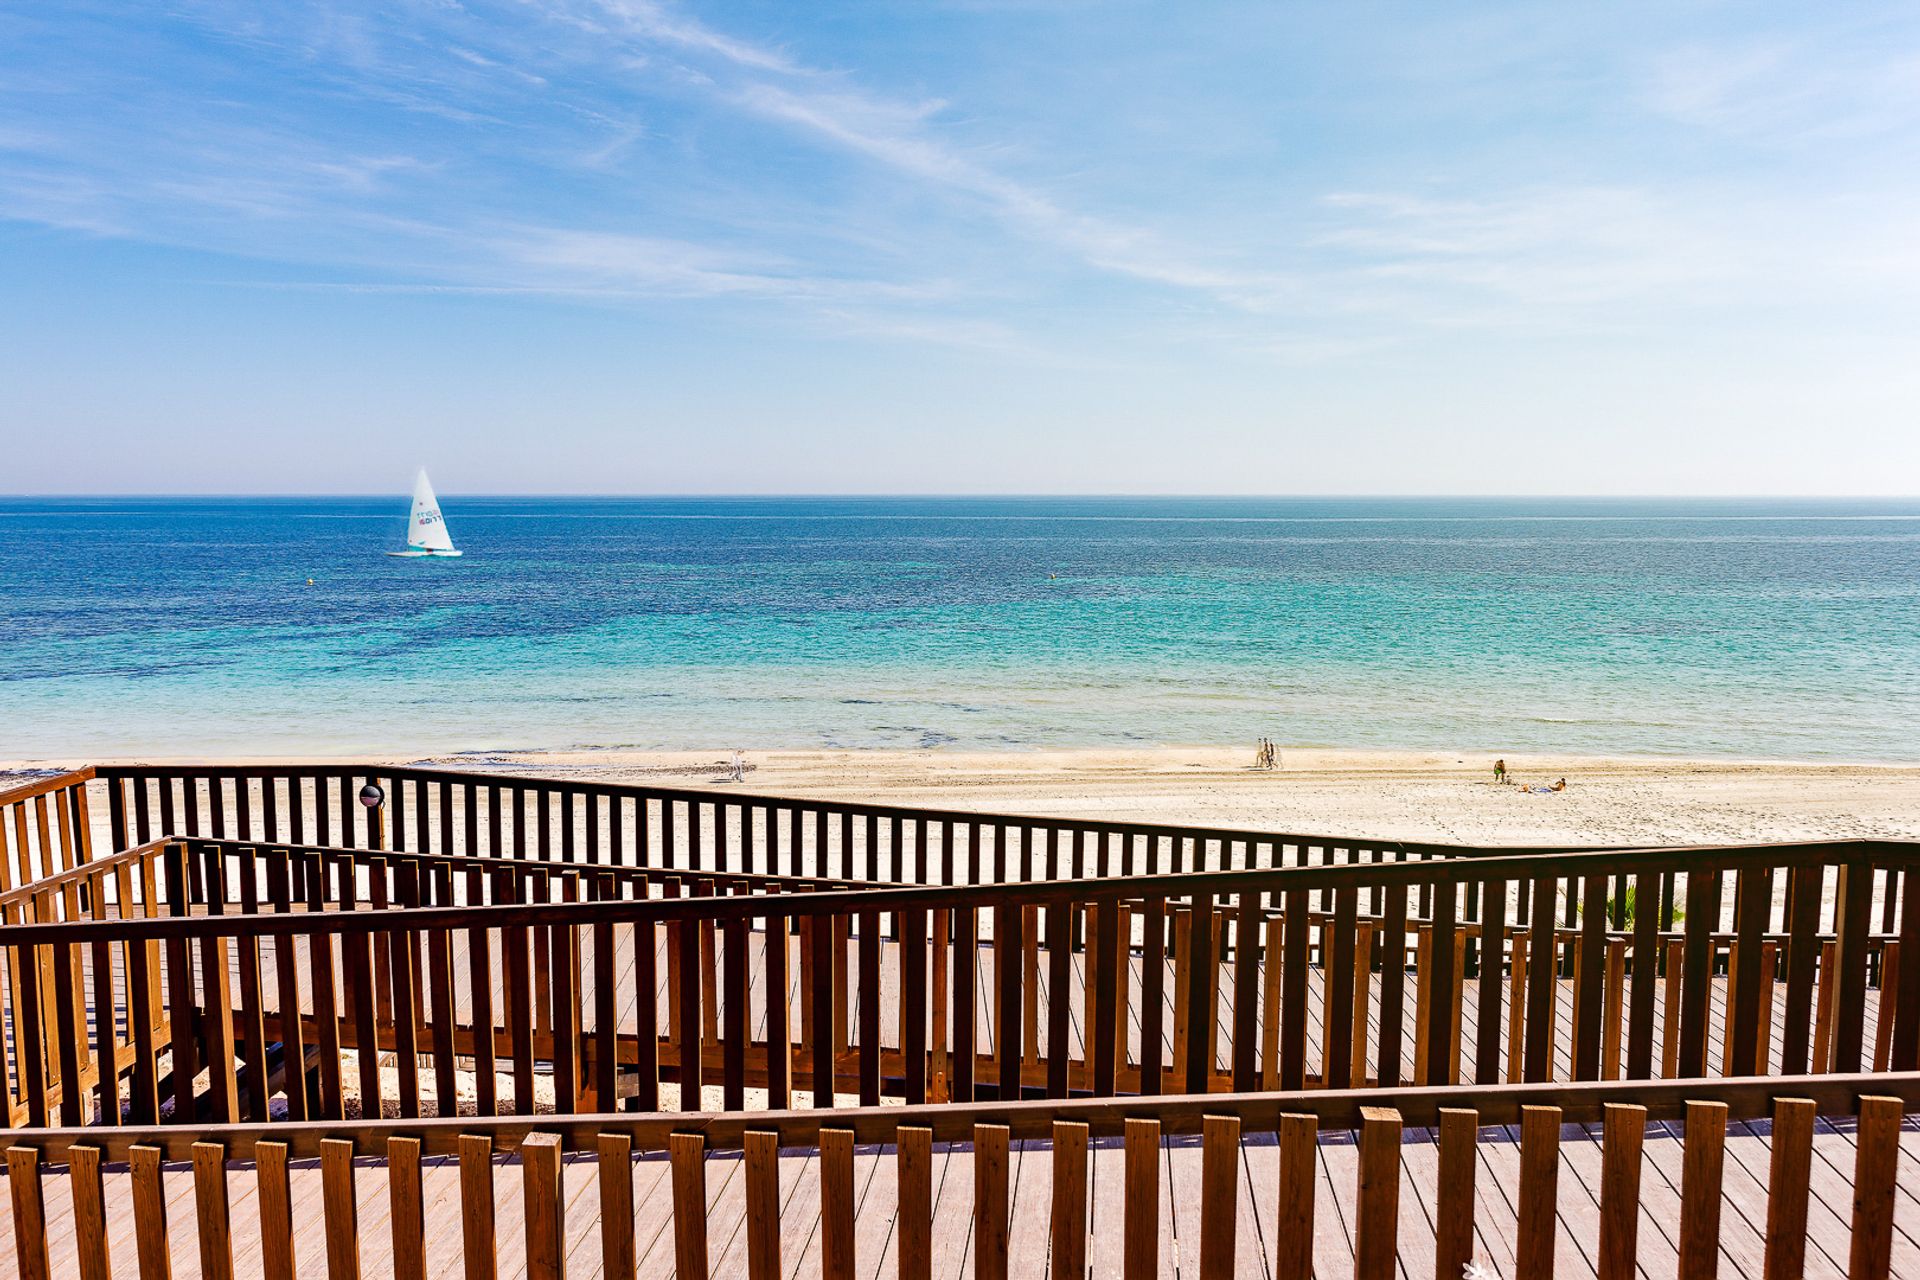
xmin=5 ymin=491 xmax=1920 ymax=502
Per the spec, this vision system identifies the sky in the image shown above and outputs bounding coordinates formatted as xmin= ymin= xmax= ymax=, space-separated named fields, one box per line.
xmin=3 ymin=1 xmax=1919 ymax=495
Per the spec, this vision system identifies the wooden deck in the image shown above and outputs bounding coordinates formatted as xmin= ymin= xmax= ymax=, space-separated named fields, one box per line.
xmin=6 ymin=1114 xmax=1919 ymax=1279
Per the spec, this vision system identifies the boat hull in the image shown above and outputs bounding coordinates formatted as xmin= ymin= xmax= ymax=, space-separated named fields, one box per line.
xmin=385 ymin=549 xmax=463 ymax=557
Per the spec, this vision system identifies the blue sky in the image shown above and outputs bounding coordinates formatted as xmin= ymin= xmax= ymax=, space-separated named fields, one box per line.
xmin=4 ymin=2 xmax=1918 ymax=494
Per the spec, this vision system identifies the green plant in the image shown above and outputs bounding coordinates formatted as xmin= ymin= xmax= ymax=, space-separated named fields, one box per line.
xmin=1577 ymin=884 xmax=1682 ymax=927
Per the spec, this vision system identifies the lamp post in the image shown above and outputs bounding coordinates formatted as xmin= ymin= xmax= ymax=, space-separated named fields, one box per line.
xmin=359 ymin=781 xmax=386 ymax=851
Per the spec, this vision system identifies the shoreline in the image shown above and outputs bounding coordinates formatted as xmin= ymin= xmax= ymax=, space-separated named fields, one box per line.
xmin=9 ymin=745 xmax=1919 ymax=846
xmin=14 ymin=742 xmax=1920 ymax=771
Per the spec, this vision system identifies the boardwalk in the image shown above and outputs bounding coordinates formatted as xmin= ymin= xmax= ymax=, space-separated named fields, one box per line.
xmin=6 ymin=767 xmax=1920 ymax=1280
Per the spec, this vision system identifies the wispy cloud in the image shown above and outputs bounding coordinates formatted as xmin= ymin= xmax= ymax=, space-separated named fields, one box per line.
xmin=733 ymin=79 xmax=1293 ymax=305
xmin=569 ymin=0 xmax=1281 ymax=307
xmin=7 ymin=0 xmax=1920 ymax=364
xmin=1641 ymin=37 xmax=1920 ymax=142
xmin=1317 ymin=187 xmax=1742 ymax=309
xmin=501 ymin=226 xmax=958 ymax=303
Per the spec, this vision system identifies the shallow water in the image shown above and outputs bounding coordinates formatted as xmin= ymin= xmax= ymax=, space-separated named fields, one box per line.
xmin=3 ymin=495 xmax=1917 ymax=760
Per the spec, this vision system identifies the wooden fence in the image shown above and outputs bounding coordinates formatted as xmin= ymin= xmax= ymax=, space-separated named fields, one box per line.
xmin=1 ymin=770 xmax=95 ymax=895
xmin=94 ymin=762 xmax=1611 ymax=883
xmin=6 ymin=836 xmax=1919 ymax=1131
xmin=30 ymin=761 xmax=1920 ymax=974
xmin=4 ymin=1073 xmax=1915 ymax=1280
xmin=80 ymin=763 xmax=1920 ymax=967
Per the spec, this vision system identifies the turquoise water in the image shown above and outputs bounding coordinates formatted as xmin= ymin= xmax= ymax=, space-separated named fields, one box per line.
xmin=3 ymin=496 xmax=1917 ymax=760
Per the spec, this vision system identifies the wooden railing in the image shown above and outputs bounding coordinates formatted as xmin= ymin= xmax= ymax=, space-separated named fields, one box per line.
xmin=85 ymin=763 xmax=1920 ymax=972
xmin=3 ymin=1073 xmax=1915 ymax=1280
xmin=73 ymin=762 xmax=1920 ymax=986
xmin=84 ymin=761 xmax=1920 ymax=981
xmin=0 ymin=834 xmax=885 ymax=1129
xmin=94 ymin=762 xmax=1615 ymax=883
xmin=6 ymin=836 xmax=1918 ymax=1131
xmin=1 ymin=769 xmax=96 ymax=892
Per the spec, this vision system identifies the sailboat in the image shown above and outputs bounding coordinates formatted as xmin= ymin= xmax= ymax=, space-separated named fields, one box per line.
xmin=387 ymin=469 xmax=463 ymax=557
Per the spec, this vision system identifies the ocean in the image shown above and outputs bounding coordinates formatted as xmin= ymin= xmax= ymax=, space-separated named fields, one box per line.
xmin=2 ymin=496 xmax=1917 ymax=761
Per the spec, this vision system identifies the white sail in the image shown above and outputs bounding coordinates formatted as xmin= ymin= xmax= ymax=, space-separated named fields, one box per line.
xmin=406 ymin=469 xmax=457 ymax=553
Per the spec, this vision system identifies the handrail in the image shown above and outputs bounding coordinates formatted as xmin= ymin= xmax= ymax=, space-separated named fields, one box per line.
xmin=1 ymin=767 xmax=97 ymax=903
xmin=93 ymin=759 xmax=1628 ymax=864
xmin=0 ymin=766 xmax=94 ymax=808
xmin=6 ymin=829 xmax=1916 ymax=1134
xmin=3 ymin=1071 xmax=1912 ymax=1162
xmin=8 ymin=1074 xmax=1910 ymax=1280
xmin=8 ymin=835 xmax=1915 ymax=944
xmin=0 ymin=836 xmax=169 ymax=910
xmin=131 ymin=833 xmax=1920 ymax=948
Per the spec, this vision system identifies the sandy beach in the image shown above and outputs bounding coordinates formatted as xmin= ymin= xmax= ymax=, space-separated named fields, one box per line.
xmin=19 ymin=746 xmax=1920 ymax=847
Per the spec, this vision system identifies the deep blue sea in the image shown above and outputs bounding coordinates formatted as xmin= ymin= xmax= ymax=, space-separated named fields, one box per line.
xmin=3 ymin=496 xmax=1917 ymax=761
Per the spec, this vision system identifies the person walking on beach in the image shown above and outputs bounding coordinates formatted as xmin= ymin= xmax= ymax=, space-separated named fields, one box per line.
xmin=1493 ymin=758 xmax=1507 ymax=784
xmin=729 ymin=749 xmax=746 ymax=783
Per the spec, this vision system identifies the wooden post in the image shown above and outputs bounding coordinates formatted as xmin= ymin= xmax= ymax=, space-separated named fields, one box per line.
xmin=193 ymin=1141 xmax=234 ymax=1280
xmin=1050 ymin=1121 xmax=1089 ymax=1280
xmin=459 ymin=1134 xmax=498 ymax=1280
xmin=70 ymin=1144 xmax=111 ymax=1280
xmin=1170 ymin=909 xmax=1190 ymax=1078
xmin=1199 ymin=1115 xmax=1240 ymax=1280
xmin=522 ymin=1133 xmax=564 ymax=1280
xmin=975 ymin=1124 xmax=1011 ymax=1280
xmin=1448 ymin=930 xmax=1467 ymax=1083
xmin=1275 ymin=1113 xmax=1317 ymax=1280
xmin=1812 ymin=939 xmax=1838 ymax=1072
xmin=743 ymin=1131 xmax=781 ymax=1280
xmin=1352 ymin=920 xmax=1374 ymax=1086
xmin=1412 ymin=925 xmax=1433 ymax=1082
xmin=1872 ymin=942 xmax=1900 ymax=1072
xmin=1516 ymin=1106 xmax=1560 ymax=1280
xmin=820 ymin=1128 xmax=855 ymax=1280
xmin=1720 ymin=938 xmax=1740 ymax=1076
xmin=1678 ymin=1100 xmax=1727 ymax=1279
xmin=670 ymin=1132 xmax=710 ymax=1280
xmin=1322 ymin=917 xmax=1344 ymax=1086
xmin=597 ymin=1133 xmax=635 ymax=1280
xmin=1123 ymin=1117 xmax=1160 ymax=1280
xmin=1662 ymin=938 xmax=1685 ymax=1077
xmin=6 ymin=1147 xmax=48 ymax=1280
xmin=388 ymin=1136 xmax=426 ymax=1280
xmin=1756 ymin=939 xmax=1778 ymax=1075
xmin=1597 ymin=1103 xmax=1645 ymax=1280
xmin=831 ymin=914 xmax=850 ymax=1061
xmin=1602 ymin=938 xmax=1626 ymax=1080
xmin=1355 ymin=1107 xmax=1400 ymax=1280
xmin=1115 ymin=902 xmax=1134 ymax=1080
xmin=1507 ymin=939 xmax=1528 ymax=1083
xmin=899 ymin=1126 xmax=934 ymax=1280
xmin=130 ymin=1144 xmax=172 ymax=1280
xmin=1024 ymin=903 xmax=1041 ymax=1066
xmin=1763 ymin=1097 xmax=1815 ymax=1280
xmin=1433 ymin=1109 xmax=1477 ymax=1280
xmin=1850 ymin=1096 xmax=1903 ymax=1280
xmin=320 ymin=1138 xmax=360 ymax=1280
xmin=931 ymin=909 xmax=951 ymax=1102
xmin=767 ymin=914 xmax=793 ymax=1109
xmin=1261 ymin=916 xmax=1285 ymax=1088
